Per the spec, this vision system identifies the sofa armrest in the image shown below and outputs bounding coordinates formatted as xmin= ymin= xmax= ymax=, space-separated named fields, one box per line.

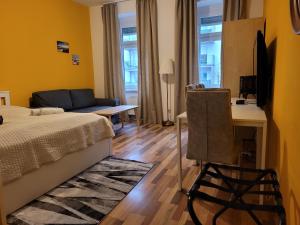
xmin=95 ymin=98 xmax=120 ymax=107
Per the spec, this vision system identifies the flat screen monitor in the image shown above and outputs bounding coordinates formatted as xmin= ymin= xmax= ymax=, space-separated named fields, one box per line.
xmin=240 ymin=76 xmax=257 ymax=99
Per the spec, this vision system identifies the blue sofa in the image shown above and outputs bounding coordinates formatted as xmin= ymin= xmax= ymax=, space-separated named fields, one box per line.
xmin=30 ymin=89 xmax=120 ymax=123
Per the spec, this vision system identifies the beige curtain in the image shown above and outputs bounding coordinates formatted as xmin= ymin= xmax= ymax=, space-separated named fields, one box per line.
xmin=102 ymin=4 xmax=126 ymax=104
xmin=223 ymin=0 xmax=248 ymax=21
xmin=136 ymin=0 xmax=163 ymax=124
xmin=174 ymin=0 xmax=199 ymax=117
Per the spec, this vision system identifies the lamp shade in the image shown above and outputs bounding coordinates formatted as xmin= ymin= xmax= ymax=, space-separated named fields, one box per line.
xmin=159 ymin=59 xmax=174 ymax=75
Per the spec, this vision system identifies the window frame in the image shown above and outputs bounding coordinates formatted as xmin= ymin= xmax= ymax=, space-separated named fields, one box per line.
xmin=121 ymin=27 xmax=138 ymax=93
xmin=197 ymin=15 xmax=223 ymax=88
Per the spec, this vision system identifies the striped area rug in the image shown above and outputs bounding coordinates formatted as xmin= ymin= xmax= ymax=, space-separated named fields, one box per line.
xmin=7 ymin=157 xmax=153 ymax=225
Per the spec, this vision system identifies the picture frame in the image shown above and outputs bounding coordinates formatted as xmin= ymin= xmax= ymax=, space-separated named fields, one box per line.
xmin=72 ymin=54 xmax=80 ymax=65
xmin=290 ymin=0 xmax=300 ymax=34
xmin=57 ymin=41 xmax=70 ymax=53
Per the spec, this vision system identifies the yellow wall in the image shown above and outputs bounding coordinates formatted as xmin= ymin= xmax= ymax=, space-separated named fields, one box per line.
xmin=0 ymin=0 xmax=94 ymax=106
xmin=264 ymin=0 xmax=300 ymax=224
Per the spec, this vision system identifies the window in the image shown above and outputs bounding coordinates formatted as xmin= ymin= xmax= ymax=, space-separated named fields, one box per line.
xmin=121 ymin=27 xmax=138 ymax=93
xmin=197 ymin=0 xmax=223 ymax=88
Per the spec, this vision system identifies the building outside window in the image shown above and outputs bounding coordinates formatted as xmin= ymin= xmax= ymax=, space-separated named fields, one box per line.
xmin=121 ymin=27 xmax=138 ymax=93
xmin=197 ymin=0 xmax=223 ymax=88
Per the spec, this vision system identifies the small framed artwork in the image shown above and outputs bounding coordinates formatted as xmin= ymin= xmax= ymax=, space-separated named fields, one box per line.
xmin=72 ymin=54 xmax=80 ymax=65
xmin=57 ymin=41 xmax=70 ymax=53
xmin=290 ymin=0 xmax=300 ymax=34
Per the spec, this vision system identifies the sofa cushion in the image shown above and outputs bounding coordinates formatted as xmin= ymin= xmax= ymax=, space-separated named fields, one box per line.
xmin=32 ymin=90 xmax=73 ymax=110
xmin=70 ymin=89 xmax=96 ymax=109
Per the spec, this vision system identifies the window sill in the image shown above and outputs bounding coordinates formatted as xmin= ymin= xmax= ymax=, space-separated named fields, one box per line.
xmin=126 ymin=90 xmax=138 ymax=94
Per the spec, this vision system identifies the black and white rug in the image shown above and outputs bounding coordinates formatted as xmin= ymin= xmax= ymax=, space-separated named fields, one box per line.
xmin=7 ymin=157 xmax=153 ymax=225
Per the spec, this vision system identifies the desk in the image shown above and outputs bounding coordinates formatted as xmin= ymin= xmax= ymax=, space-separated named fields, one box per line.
xmin=176 ymin=99 xmax=267 ymax=192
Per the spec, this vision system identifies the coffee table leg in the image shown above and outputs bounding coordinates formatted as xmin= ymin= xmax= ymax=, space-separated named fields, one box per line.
xmin=134 ymin=108 xmax=140 ymax=127
xmin=120 ymin=112 xmax=126 ymax=128
xmin=119 ymin=113 xmax=122 ymax=128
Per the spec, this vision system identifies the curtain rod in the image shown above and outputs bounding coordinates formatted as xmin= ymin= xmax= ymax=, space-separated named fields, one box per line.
xmin=101 ymin=0 xmax=133 ymax=7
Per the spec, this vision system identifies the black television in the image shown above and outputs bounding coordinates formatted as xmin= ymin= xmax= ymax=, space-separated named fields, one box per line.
xmin=256 ymin=30 xmax=270 ymax=108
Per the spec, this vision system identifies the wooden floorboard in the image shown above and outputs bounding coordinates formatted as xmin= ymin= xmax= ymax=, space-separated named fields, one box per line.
xmin=100 ymin=123 xmax=277 ymax=225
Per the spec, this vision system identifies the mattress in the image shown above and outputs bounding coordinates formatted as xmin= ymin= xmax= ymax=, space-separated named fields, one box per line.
xmin=0 ymin=106 xmax=115 ymax=184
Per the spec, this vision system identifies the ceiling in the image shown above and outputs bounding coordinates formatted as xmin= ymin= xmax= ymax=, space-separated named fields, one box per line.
xmin=73 ymin=0 xmax=120 ymax=6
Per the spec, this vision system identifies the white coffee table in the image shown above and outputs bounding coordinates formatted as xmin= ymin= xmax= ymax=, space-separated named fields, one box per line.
xmin=94 ymin=105 xmax=140 ymax=128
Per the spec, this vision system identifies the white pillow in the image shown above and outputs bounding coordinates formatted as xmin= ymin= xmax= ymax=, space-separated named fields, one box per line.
xmin=31 ymin=107 xmax=64 ymax=116
xmin=0 ymin=106 xmax=31 ymax=119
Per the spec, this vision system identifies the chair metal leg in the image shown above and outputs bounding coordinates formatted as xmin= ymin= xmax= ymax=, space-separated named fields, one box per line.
xmin=187 ymin=194 xmax=202 ymax=225
xmin=212 ymin=166 xmax=263 ymax=225
xmin=187 ymin=163 xmax=286 ymax=225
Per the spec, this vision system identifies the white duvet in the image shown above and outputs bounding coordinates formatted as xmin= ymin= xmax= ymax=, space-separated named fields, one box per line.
xmin=0 ymin=106 xmax=114 ymax=184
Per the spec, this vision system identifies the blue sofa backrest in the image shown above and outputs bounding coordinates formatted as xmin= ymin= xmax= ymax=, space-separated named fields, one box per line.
xmin=31 ymin=89 xmax=73 ymax=110
xmin=31 ymin=89 xmax=96 ymax=110
xmin=70 ymin=89 xmax=96 ymax=109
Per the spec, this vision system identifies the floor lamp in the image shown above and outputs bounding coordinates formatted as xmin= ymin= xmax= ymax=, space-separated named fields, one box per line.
xmin=159 ymin=59 xmax=174 ymax=126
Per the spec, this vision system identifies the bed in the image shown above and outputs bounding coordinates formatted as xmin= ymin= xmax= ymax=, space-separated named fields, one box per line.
xmin=0 ymin=94 xmax=115 ymax=216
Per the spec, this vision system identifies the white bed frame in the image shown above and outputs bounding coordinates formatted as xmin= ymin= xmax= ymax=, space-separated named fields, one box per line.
xmin=3 ymin=139 xmax=112 ymax=216
xmin=0 ymin=91 xmax=113 ymax=223
xmin=0 ymin=91 xmax=10 ymax=106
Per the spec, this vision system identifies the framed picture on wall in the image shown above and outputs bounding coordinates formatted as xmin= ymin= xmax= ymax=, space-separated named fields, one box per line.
xmin=57 ymin=41 xmax=69 ymax=53
xmin=72 ymin=54 xmax=80 ymax=65
xmin=290 ymin=0 xmax=300 ymax=34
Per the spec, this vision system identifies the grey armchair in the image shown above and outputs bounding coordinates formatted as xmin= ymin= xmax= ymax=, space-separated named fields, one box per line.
xmin=186 ymin=88 xmax=239 ymax=165
xmin=186 ymin=89 xmax=286 ymax=225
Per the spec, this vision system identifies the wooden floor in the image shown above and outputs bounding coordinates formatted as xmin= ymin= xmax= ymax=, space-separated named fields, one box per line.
xmin=100 ymin=123 xmax=277 ymax=225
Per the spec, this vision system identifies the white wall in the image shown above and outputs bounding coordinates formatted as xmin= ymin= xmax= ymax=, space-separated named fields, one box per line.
xmin=89 ymin=0 xmax=263 ymax=121
xmin=157 ymin=0 xmax=176 ymax=121
xmin=248 ymin=0 xmax=264 ymax=19
xmin=118 ymin=0 xmax=136 ymax=28
xmin=197 ymin=1 xmax=223 ymax=17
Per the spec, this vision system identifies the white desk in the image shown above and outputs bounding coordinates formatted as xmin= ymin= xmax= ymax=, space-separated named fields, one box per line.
xmin=176 ymin=99 xmax=267 ymax=192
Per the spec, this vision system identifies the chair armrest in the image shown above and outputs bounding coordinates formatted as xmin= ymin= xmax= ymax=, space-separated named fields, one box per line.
xmin=95 ymin=98 xmax=120 ymax=106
